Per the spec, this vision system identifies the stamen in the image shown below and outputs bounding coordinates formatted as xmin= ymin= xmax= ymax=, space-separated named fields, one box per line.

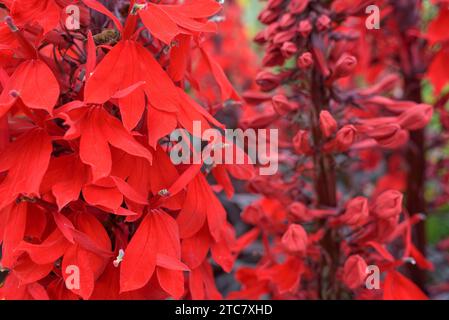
xmin=113 ymin=249 xmax=125 ymax=267
xmin=158 ymin=189 xmax=170 ymax=197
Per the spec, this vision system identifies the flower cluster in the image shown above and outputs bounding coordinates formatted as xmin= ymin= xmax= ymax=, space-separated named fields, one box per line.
xmin=232 ymin=0 xmax=434 ymax=299
xmin=0 ymin=0 xmax=250 ymax=300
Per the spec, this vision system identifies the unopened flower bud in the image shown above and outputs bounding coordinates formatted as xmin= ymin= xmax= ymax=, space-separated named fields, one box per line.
xmin=279 ymin=13 xmax=295 ymax=29
xmin=293 ymin=130 xmax=311 ymax=154
xmin=367 ymin=123 xmax=406 ymax=149
xmin=273 ymin=30 xmax=296 ymax=44
xmin=297 ymin=52 xmax=313 ymax=69
xmin=339 ymin=196 xmax=369 ymax=227
xmin=335 ymin=125 xmax=357 ymax=151
xmin=342 ymin=255 xmax=368 ymax=289
xmin=371 ymin=190 xmax=403 ymax=219
xmin=281 ymin=41 xmax=297 ymax=58
xmin=255 ymin=71 xmax=281 ymax=91
xmin=332 ymin=53 xmax=357 ymax=80
xmin=258 ymin=9 xmax=279 ymax=24
xmin=319 ymin=110 xmax=337 ymax=137
xmin=281 ymin=224 xmax=308 ymax=254
xmin=288 ymin=202 xmax=308 ymax=221
xmin=272 ymin=94 xmax=298 ymax=115
xmin=267 ymin=0 xmax=284 ymax=10
xmin=288 ymin=0 xmax=309 ymax=14
xmin=397 ymin=104 xmax=433 ymax=131
xmin=298 ymin=20 xmax=312 ymax=37
xmin=316 ymin=14 xmax=331 ymax=31
xmin=262 ymin=49 xmax=285 ymax=67
xmin=254 ymin=30 xmax=268 ymax=44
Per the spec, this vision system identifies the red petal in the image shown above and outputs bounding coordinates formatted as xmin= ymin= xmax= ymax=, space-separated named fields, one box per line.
xmin=120 ymin=214 xmax=157 ymax=292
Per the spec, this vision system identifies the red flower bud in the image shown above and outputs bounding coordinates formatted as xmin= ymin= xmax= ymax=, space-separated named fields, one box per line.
xmin=288 ymin=202 xmax=308 ymax=221
xmin=272 ymin=94 xmax=298 ymax=115
xmin=366 ymin=123 xmax=407 ymax=149
xmin=279 ymin=13 xmax=296 ymax=29
xmin=342 ymin=255 xmax=368 ymax=289
xmin=293 ymin=130 xmax=311 ymax=154
xmin=281 ymin=224 xmax=308 ymax=254
xmin=332 ymin=53 xmax=357 ymax=80
xmin=243 ymin=90 xmax=272 ymax=104
xmin=255 ymin=71 xmax=281 ymax=91
xmin=265 ymin=23 xmax=280 ymax=39
xmin=273 ymin=30 xmax=296 ymax=44
xmin=371 ymin=190 xmax=403 ymax=219
xmin=339 ymin=196 xmax=369 ymax=227
xmin=335 ymin=125 xmax=357 ymax=151
xmin=319 ymin=110 xmax=337 ymax=137
xmin=281 ymin=41 xmax=298 ymax=58
xmin=258 ymin=9 xmax=279 ymax=24
xmin=397 ymin=104 xmax=433 ymax=131
xmin=263 ymin=49 xmax=285 ymax=67
xmin=288 ymin=0 xmax=309 ymax=14
xmin=267 ymin=0 xmax=284 ymax=10
xmin=298 ymin=20 xmax=312 ymax=37
xmin=316 ymin=14 xmax=331 ymax=31
xmin=254 ymin=30 xmax=268 ymax=44
xmin=242 ymin=204 xmax=264 ymax=225
xmin=297 ymin=52 xmax=314 ymax=69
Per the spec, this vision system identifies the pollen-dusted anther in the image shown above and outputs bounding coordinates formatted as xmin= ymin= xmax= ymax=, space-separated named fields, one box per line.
xmin=9 ymin=90 xmax=20 ymax=98
xmin=4 ymin=16 xmax=18 ymax=32
xmin=131 ymin=3 xmax=147 ymax=15
xmin=16 ymin=195 xmax=36 ymax=203
xmin=113 ymin=249 xmax=125 ymax=267
xmin=158 ymin=189 xmax=170 ymax=197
